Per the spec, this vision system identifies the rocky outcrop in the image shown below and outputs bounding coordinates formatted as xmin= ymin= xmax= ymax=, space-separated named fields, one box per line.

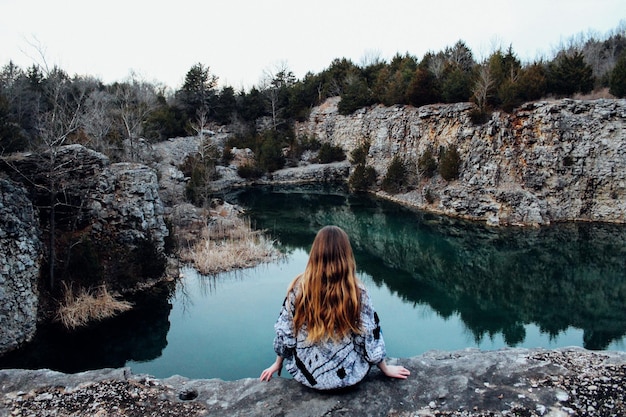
xmin=1 ymin=348 xmax=625 ymax=416
xmin=0 ymin=179 xmax=41 ymax=354
xmin=262 ymin=161 xmax=351 ymax=184
xmin=297 ymin=97 xmax=626 ymax=226
xmin=90 ymin=162 xmax=168 ymax=250
xmin=0 ymin=145 xmax=170 ymax=354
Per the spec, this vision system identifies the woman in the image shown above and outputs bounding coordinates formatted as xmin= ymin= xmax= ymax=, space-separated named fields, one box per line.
xmin=260 ymin=225 xmax=410 ymax=390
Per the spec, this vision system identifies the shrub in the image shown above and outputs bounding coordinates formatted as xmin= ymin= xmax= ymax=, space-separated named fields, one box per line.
xmin=317 ymin=143 xmax=346 ymax=163
xmin=222 ymin=146 xmax=234 ymax=165
xmin=181 ymin=143 xmax=221 ymax=206
xmin=424 ymin=187 xmax=435 ymax=204
xmin=469 ymin=108 xmax=491 ymax=125
xmin=350 ymin=141 xmax=370 ymax=165
xmin=257 ymin=136 xmax=285 ymax=172
xmin=439 ymin=145 xmax=461 ymax=181
xmin=237 ymin=163 xmax=264 ymax=179
xmin=418 ymin=148 xmax=437 ymax=178
xmin=381 ymin=156 xmax=408 ymax=194
xmin=609 ymin=52 xmax=626 ymax=98
xmin=349 ymin=164 xmax=377 ymax=191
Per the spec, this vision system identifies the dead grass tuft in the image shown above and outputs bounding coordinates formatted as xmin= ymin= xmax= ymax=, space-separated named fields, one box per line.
xmin=180 ymin=216 xmax=279 ymax=275
xmin=573 ymin=88 xmax=615 ymax=100
xmin=56 ymin=283 xmax=133 ymax=329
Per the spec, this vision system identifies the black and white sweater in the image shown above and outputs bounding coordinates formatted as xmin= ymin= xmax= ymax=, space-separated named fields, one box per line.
xmin=273 ymin=284 xmax=386 ymax=390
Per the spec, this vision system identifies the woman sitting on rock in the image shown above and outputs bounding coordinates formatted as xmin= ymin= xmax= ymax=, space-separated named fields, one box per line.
xmin=260 ymin=225 xmax=410 ymax=390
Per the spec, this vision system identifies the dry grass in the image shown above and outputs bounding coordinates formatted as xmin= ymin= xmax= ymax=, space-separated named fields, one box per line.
xmin=573 ymin=88 xmax=615 ymax=100
xmin=56 ymin=283 xmax=133 ymax=329
xmin=180 ymin=216 xmax=279 ymax=275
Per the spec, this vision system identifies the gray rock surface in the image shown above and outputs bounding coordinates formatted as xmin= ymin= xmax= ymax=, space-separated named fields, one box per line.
xmin=297 ymin=97 xmax=626 ymax=226
xmin=90 ymin=162 xmax=169 ymax=250
xmin=1 ymin=348 xmax=625 ymax=416
xmin=0 ymin=179 xmax=41 ymax=354
xmin=262 ymin=161 xmax=351 ymax=184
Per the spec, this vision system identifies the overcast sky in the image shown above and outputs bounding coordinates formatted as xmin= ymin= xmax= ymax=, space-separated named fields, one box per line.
xmin=1 ymin=0 xmax=623 ymax=91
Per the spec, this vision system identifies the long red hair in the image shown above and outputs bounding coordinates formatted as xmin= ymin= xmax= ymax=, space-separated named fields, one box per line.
xmin=289 ymin=225 xmax=362 ymax=343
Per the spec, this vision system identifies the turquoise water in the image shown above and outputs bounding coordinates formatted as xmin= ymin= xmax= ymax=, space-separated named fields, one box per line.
xmin=2 ymin=185 xmax=626 ymax=380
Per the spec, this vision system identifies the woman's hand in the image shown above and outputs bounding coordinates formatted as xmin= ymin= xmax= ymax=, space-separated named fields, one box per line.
xmin=377 ymin=361 xmax=410 ymax=379
xmin=260 ymin=356 xmax=283 ymax=381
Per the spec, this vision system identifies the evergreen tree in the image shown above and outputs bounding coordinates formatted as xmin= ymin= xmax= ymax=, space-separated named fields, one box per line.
xmin=517 ymin=63 xmax=548 ymax=102
xmin=407 ymin=67 xmax=441 ymax=107
xmin=547 ymin=52 xmax=594 ymax=96
xmin=176 ymin=63 xmax=218 ymax=119
xmin=609 ymin=52 xmax=626 ymax=98
xmin=338 ymin=74 xmax=373 ymax=115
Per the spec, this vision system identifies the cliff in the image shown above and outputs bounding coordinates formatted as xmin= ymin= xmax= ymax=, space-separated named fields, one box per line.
xmin=297 ymin=97 xmax=626 ymax=226
xmin=0 ymin=180 xmax=40 ymax=354
xmin=0 ymin=145 xmax=169 ymax=355
xmin=1 ymin=348 xmax=624 ymax=416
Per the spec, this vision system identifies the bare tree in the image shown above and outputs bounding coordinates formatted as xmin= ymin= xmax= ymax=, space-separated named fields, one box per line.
xmin=260 ymin=62 xmax=295 ymax=130
xmin=189 ymin=108 xmax=211 ymax=140
xmin=114 ymin=72 xmax=157 ymax=160
xmin=81 ymin=89 xmax=115 ymax=155
xmin=33 ymin=67 xmax=90 ymax=289
xmin=473 ymin=63 xmax=494 ymax=111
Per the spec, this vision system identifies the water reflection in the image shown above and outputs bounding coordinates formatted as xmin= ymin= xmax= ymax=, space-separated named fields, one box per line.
xmin=0 ymin=283 xmax=174 ymax=372
xmin=232 ymin=185 xmax=626 ymax=350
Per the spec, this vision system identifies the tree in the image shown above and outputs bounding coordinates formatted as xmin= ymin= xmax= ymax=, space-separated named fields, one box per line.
xmin=418 ymin=147 xmax=437 ymax=178
xmin=113 ymin=73 xmax=157 ymax=160
xmin=320 ymin=58 xmax=360 ymax=97
xmin=33 ymin=66 xmax=90 ymax=290
xmin=81 ymin=89 xmax=115 ymax=154
xmin=372 ymin=53 xmax=418 ymax=105
xmin=237 ymin=87 xmax=265 ymax=122
xmin=439 ymin=145 xmax=461 ymax=181
xmin=609 ymin=52 xmax=626 ymax=97
xmin=338 ymin=73 xmax=373 ymax=115
xmin=472 ymin=63 xmax=494 ymax=112
xmin=517 ymin=62 xmax=548 ymax=102
xmin=547 ymin=51 xmax=594 ymax=96
xmin=441 ymin=65 xmax=472 ymax=103
xmin=176 ymin=63 xmax=218 ymax=120
xmin=488 ymin=46 xmax=522 ymax=111
xmin=382 ymin=156 xmax=409 ymax=194
xmin=407 ymin=67 xmax=441 ymax=107
xmin=260 ymin=62 xmax=296 ymax=129
xmin=213 ymin=86 xmax=237 ymax=125
xmin=0 ymin=93 xmax=24 ymax=153
xmin=445 ymin=40 xmax=476 ymax=72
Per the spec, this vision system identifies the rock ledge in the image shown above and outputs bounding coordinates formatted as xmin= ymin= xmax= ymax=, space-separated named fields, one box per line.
xmin=2 ymin=348 xmax=625 ymax=416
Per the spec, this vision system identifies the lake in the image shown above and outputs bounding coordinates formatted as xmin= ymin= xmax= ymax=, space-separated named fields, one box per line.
xmin=2 ymin=184 xmax=626 ymax=380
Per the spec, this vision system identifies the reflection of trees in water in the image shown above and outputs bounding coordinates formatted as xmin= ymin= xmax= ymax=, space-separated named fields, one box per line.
xmin=235 ymin=186 xmax=626 ymax=350
xmin=0 ymin=282 xmax=175 ymax=373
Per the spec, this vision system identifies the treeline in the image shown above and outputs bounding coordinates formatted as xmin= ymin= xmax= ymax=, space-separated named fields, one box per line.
xmin=1 ymin=25 xmax=626 ymax=158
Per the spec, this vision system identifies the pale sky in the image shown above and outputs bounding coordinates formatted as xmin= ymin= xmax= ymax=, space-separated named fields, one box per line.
xmin=1 ymin=0 xmax=624 ymax=91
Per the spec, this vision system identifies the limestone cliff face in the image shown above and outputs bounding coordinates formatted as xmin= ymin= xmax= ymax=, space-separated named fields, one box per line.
xmin=0 ymin=180 xmax=41 ymax=354
xmin=0 ymin=145 xmax=169 ymax=354
xmin=297 ymin=97 xmax=626 ymax=226
xmin=90 ymin=162 xmax=168 ymax=250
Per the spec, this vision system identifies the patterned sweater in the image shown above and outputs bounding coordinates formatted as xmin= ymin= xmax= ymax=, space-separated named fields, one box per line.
xmin=272 ymin=284 xmax=386 ymax=390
